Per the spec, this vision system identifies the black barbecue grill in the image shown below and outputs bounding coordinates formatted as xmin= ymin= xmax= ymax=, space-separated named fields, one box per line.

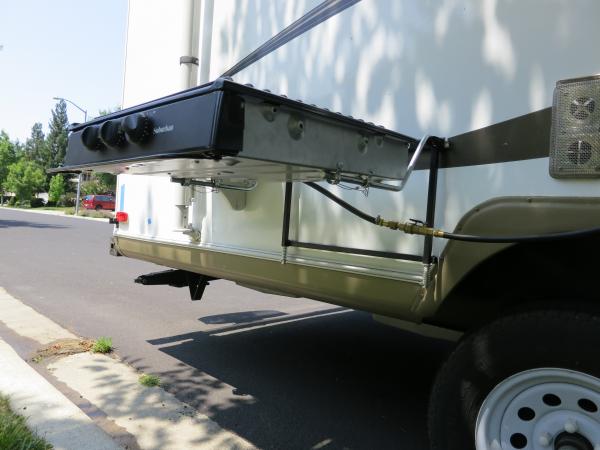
xmin=55 ymin=78 xmax=417 ymax=188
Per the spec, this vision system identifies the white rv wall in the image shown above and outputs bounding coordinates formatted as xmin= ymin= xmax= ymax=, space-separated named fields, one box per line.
xmin=211 ymin=0 xmax=600 ymax=138
xmin=205 ymin=0 xmax=600 ymax=257
xmin=122 ymin=0 xmax=201 ymax=107
xmin=118 ymin=0 xmax=600 ymax=277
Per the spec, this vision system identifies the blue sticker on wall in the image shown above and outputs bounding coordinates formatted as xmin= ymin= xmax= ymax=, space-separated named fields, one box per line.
xmin=119 ymin=184 xmax=125 ymax=211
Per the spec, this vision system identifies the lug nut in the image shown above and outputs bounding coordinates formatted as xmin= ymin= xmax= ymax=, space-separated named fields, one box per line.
xmin=564 ymin=418 xmax=578 ymax=433
xmin=489 ymin=439 xmax=502 ymax=450
xmin=539 ymin=432 xmax=552 ymax=447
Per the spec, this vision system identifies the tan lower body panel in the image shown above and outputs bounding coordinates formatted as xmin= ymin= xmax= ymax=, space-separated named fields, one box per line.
xmin=116 ymin=236 xmax=423 ymax=320
xmin=436 ymin=196 xmax=600 ymax=302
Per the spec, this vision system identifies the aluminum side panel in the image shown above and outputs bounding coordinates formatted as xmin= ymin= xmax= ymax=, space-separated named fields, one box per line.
xmin=115 ymin=236 xmax=424 ymax=320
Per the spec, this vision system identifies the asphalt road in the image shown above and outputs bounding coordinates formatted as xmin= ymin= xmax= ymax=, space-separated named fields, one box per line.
xmin=0 ymin=208 xmax=454 ymax=449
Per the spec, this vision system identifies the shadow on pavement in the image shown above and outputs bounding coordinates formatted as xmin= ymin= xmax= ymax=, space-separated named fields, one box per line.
xmin=146 ymin=309 xmax=455 ymax=450
xmin=198 ymin=309 xmax=287 ymax=325
xmin=0 ymin=219 xmax=69 ymax=229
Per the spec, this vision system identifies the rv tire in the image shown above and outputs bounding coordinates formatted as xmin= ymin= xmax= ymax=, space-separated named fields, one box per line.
xmin=428 ymin=309 xmax=600 ymax=450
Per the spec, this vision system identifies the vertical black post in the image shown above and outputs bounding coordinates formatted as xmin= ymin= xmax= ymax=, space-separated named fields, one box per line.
xmin=281 ymin=182 xmax=293 ymax=247
xmin=423 ymin=143 xmax=440 ymax=265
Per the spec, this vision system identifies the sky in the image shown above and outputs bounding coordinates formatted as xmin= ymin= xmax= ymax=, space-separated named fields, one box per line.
xmin=0 ymin=1 xmax=128 ymax=142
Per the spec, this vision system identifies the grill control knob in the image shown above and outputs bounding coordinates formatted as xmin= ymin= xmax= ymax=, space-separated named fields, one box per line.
xmin=81 ymin=125 xmax=104 ymax=150
xmin=122 ymin=114 xmax=153 ymax=144
xmin=99 ymin=120 xmax=126 ymax=148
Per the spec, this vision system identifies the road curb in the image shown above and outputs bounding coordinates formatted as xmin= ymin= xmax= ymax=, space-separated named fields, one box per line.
xmin=0 ymin=286 xmax=254 ymax=450
xmin=50 ymin=353 xmax=255 ymax=450
xmin=0 ymin=338 xmax=122 ymax=450
xmin=0 ymin=206 xmax=111 ymax=222
xmin=0 ymin=287 xmax=77 ymax=344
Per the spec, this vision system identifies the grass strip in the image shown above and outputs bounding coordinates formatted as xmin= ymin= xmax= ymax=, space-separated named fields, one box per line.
xmin=91 ymin=337 xmax=113 ymax=354
xmin=0 ymin=394 xmax=52 ymax=450
xmin=139 ymin=374 xmax=161 ymax=387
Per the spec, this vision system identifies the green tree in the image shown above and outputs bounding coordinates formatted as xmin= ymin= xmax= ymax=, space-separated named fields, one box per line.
xmin=48 ymin=174 xmax=66 ymax=203
xmin=12 ymin=139 xmax=24 ymax=160
xmin=95 ymin=105 xmax=121 ymax=119
xmin=46 ymin=99 xmax=69 ymax=170
xmin=95 ymin=172 xmax=116 ymax=193
xmin=5 ymin=159 xmax=46 ymax=202
xmin=81 ymin=173 xmax=116 ymax=195
xmin=81 ymin=179 xmax=102 ymax=195
xmin=24 ymin=122 xmax=47 ymax=166
xmin=0 ymin=131 xmax=17 ymax=202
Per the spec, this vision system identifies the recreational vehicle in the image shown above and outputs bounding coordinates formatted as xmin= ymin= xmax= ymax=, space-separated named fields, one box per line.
xmin=56 ymin=1 xmax=600 ymax=448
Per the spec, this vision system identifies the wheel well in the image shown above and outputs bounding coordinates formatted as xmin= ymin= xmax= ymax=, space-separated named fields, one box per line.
xmin=427 ymin=234 xmax=600 ymax=331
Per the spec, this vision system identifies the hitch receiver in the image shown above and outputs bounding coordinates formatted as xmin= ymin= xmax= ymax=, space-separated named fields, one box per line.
xmin=134 ymin=269 xmax=216 ymax=301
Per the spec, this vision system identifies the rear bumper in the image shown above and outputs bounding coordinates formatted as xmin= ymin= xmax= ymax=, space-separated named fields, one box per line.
xmin=114 ymin=235 xmax=424 ymax=320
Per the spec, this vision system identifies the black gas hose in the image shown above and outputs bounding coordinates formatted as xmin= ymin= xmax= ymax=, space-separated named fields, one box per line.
xmin=304 ymin=182 xmax=378 ymax=224
xmin=303 ymin=182 xmax=600 ymax=243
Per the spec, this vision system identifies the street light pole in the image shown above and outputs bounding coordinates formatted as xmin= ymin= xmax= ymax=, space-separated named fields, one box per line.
xmin=52 ymin=97 xmax=88 ymax=215
xmin=53 ymin=97 xmax=87 ymax=122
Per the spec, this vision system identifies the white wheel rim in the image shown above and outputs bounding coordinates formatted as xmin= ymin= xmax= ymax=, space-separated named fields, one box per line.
xmin=475 ymin=368 xmax=600 ymax=450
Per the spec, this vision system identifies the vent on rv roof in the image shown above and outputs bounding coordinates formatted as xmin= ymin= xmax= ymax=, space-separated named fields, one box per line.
xmin=550 ymin=76 xmax=600 ymax=178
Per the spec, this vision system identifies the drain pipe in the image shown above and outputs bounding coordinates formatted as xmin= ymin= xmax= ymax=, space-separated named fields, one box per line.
xmin=174 ymin=0 xmax=201 ymax=233
xmin=179 ymin=0 xmax=201 ymax=89
xmin=198 ymin=0 xmax=214 ymax=83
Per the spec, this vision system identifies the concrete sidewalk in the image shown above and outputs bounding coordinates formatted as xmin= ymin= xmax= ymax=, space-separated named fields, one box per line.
xmin=49 ymin=353 xmax=254 ymax=450
xmin=0 ymin=338 xmax=122 ymax=450
xmin=0 ymin=286 xmax=254 ymax=450
xmin=0 ymin=206 xmax=111 ymax=222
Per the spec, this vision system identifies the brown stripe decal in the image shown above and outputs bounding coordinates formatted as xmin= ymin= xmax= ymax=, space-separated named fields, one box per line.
xmin=415 ymin=107 xmax=552 ymax=170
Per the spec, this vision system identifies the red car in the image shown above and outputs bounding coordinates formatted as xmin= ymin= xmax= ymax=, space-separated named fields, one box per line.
xmin=82 ymin=194 xmax=115 ymax=211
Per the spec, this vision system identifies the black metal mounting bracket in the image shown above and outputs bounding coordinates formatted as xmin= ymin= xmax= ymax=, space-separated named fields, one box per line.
xmin=179 ymin=56 xmax=199 ymax=65
xmin=134 ymin=269 xmax=217 ymax=301
xmin=279 ymin=135 xmax=448 ymax=265
xmin=422 ymin=136 xmax=446 ymax=265
xmin=109 ymin=236 xmax=122 ymax=257
xmin=187 ymin=272 xmax=213 ymax=300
